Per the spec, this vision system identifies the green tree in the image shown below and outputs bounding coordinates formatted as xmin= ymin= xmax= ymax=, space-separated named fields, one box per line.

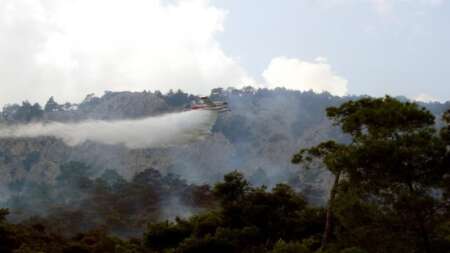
xmin=144 ymin=219 xmax=193 ymax=251
xmin=0 ymin=208 xmax=9 ymax=223
xmin=293 ymin=96 xmax=450 ymax=253
xmin=292 ymin=141 xmax=345 ymax=249
xmin=143 ymin=172 xmax=324 ymax=252
xmin=271 ymin=240 xmax=310 ymax=253
xmin=17 ymin=101 xmax=43 ymax=122
xmin=44 ymin=96 xmax=61 ymax=112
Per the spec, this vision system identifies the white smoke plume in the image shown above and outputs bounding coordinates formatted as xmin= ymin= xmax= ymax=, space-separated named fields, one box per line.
xmin=0 ymin=0 xmax=253 ymax=105
xmin=0 ymin=110 xmax=218 ymax=149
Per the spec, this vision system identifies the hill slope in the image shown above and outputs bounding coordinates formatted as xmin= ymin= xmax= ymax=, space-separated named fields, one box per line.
xmin=0 ymin=88 xmax=448 ymax=205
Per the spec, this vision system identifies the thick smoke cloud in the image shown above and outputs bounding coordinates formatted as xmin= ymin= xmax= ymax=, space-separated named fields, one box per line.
xmin=0 ymin=110 xmax=218 ymax=148
xmin=0 ymin=0 xmax=253 ymax=105
xmin=0 ymin=0 xmax=351 ymax=106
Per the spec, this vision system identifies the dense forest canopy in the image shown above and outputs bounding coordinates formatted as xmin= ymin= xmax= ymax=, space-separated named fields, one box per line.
xmin=0 ymin=89 xmax=449 ymax=252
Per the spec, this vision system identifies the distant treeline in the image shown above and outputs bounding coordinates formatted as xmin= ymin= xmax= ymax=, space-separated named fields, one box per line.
xmin=2 ymin=87 xmax=448 ymax=124
xmin=0 ymin=89 xmax=197 ymax=123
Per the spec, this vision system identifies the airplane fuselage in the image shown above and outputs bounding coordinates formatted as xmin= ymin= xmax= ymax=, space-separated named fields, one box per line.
xmin=190 ymin=98 xmax=229 ymax=113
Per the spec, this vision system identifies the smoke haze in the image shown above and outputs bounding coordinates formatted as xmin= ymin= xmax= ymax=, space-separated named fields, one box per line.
xmin=0 ymin=0 xmax=351 ymax=106
xmin=0 ymin=110 xmax=218 ymax=149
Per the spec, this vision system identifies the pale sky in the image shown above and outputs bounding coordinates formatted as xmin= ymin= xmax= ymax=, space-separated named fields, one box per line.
xmin=0 ymin=0 xmax=449 ymax=106
xmin=213 ymin=0 xmax=450 ymax=102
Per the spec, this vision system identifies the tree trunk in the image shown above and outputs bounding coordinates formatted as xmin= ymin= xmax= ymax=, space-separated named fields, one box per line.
xmin=320 ymin=170 xmax=341 ymax=251
xmin=407 ymin=182 xmax=431 ymax=253
xmin=418 ymin=217 xmax=431 ymax=253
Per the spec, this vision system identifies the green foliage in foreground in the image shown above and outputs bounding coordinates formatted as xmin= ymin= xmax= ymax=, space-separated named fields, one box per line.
xmin=0 ymin=97 xmax=449 ymax=253
xmin=293 ymin=96 xmax=450 ymax=253
xmin=144 ymin=174 xmax=324 ymax=253
xmin=0 ymin=177 xmax=324 ymax=253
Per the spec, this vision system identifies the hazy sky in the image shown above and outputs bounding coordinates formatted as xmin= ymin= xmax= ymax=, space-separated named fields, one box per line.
xmin=213 ymin=0 xmax=450 ymax=102
xmin=0 ymin=0 xmax=449 ymax=106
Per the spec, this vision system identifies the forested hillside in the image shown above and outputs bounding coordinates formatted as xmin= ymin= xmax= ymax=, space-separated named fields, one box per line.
xmin=0 ymin=88 xmax=352 ymax=206
xmin=0 ymin=89 xmax=449 ymax=253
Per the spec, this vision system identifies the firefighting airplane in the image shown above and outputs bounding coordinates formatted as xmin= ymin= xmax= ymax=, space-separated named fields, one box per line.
xmin=189 ymin=97 xmax=230 ymax=113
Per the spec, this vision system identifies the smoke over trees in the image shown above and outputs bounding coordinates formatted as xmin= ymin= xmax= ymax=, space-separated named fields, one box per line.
xmin=0 ymin=90 xmax=449 ymax=252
